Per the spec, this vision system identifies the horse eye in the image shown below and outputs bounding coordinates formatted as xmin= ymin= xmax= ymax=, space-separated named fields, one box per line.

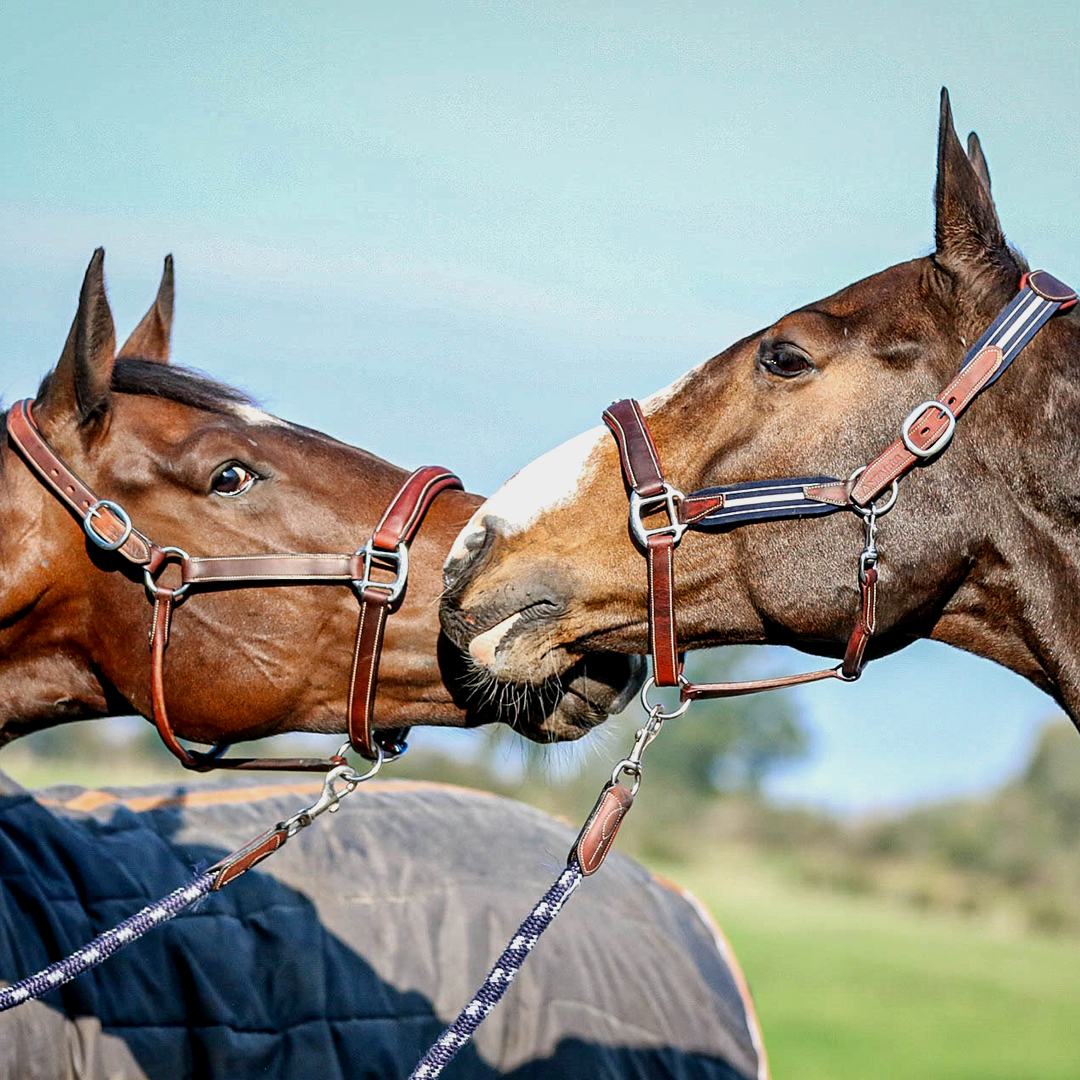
xmin=211 ymin=463 xmax=258 ymax=497
xmin=760 ymin=345 xmax=813 ymax=378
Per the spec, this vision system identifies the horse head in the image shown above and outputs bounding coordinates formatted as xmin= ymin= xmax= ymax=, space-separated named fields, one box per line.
xmin=0 ymin=251 xmax=640 ymax=755
xmin=441 ymin=90 xmax=1080 ymax=729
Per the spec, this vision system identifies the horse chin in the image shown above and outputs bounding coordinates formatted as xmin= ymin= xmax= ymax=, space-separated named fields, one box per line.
xmin=472 ymin=652 xmax=646 ymax=743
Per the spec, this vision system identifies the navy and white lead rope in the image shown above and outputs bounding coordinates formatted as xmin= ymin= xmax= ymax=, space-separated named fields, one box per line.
xmin=408 ymin=858 xmax=583 ymax=1080
xmin=0 ymin=803 xmax=587 ymax=1080
xmin=0 ymin=872 xmax=215 ymax=1012
xmin=0 ymin=761 xmax=360 ymax=1013
xmin=0 ymin=842 xmax=587 ymax=1078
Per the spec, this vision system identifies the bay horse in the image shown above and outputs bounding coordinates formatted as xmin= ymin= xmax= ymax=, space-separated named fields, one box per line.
xmin=0 ymin=252 xmax=640 ymax=763
xmin=439 ymin=90 xmax=1080 ymax=735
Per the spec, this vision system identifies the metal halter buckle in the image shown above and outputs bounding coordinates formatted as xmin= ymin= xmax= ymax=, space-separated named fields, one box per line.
xmin=353 ymin=539 xmax=409 ymax=605
xmin=83 ymin=500 xmax=133 ymax=551
xmin=900 ymin=400 xmax=957 ymax=459
xmin=629 ymin=484 xmax=688 ymax=548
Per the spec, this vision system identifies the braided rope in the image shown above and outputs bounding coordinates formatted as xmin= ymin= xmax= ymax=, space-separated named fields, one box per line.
xmin=0 ymin=872 xmax=215 ymax=1012
xmin=408 ymin=858 xmax=584 ymax=1079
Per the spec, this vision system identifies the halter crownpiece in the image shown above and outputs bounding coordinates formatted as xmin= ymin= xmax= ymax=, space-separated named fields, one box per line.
xmin=6 ymin=398 xmax=462 ymax=769
xmin=604 ymin=269 xmax=1076 ymax=702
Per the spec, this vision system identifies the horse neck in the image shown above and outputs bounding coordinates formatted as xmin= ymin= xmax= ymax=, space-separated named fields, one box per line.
xmin=0 ymin=449 xmax=113 ymax=740
xmin=933 ymin=313 xmax=1080 ymax=724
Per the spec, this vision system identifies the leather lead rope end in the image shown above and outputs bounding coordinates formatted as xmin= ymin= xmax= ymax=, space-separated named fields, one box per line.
xmin=207 ymin=826 xmax=290 ymax=890
xmin=571 ymin=782 xmax=635 ymax=877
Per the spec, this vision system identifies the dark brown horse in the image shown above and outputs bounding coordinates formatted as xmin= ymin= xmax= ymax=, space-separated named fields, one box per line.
xmin=440 ymin=90 xmax=1080 ymax=734
xmin=0 ymin=252 xmax=639 ymax=757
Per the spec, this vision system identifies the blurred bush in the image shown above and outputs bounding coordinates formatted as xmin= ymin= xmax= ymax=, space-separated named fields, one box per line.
xmin=6 ymin=647 xmax=1080 ymax=937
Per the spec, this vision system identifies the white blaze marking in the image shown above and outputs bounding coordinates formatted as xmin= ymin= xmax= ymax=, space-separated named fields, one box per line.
xmin=447 ymin=425 xmax=606 ymax=563
xmin=232 ymin=403 xmax=290 ymax=428
xmin=445 ymin=362 xmax=705 ymax=567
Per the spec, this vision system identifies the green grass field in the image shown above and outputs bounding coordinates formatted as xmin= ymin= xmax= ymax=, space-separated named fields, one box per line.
xmin=665 ymin=846 xmax=1080 ymax=1080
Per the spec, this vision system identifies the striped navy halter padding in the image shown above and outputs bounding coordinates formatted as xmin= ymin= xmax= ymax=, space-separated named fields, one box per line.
xmin=681 ymin=271 xmax=1075 ymax=530
xmin=682 ymin=475 xmax=841 ymax=529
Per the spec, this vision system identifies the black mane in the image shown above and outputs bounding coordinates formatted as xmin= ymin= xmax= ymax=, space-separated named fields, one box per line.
xmin=1 ymin=361 xmax=256 ymax=470
xmin=108 ymin=358 xmax=256 ymax=412
xmin=17 ymin=359 xmax=255 ymax=416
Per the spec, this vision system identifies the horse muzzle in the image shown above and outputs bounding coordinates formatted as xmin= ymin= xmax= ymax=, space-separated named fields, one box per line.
xmin=441 ymin=525 xmax=645 ymax=739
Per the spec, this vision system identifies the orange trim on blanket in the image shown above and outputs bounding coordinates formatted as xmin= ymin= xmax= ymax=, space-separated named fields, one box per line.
xmin=653 ymin=873 xmax=771 ymax=1080
xmin=36 ymin=778 xmax=500 ymax=815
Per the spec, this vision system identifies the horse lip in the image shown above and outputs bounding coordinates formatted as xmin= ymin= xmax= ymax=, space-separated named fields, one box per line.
xmin=468 ymin=598 xmax=570 ymax=664
xmin=468 ymin=612 xmax=524 ymax=665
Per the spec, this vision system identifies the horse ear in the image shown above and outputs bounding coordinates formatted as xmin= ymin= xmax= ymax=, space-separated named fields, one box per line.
xmin=966 ymin=131 xmax=992 ymax=195
xmin=117 ymin=254 xmax=174 ymax=363
xmin=933 ymin=88 xmax=1014 ymax=286
xmin=38 ymin=248 xmax=117 ymax=427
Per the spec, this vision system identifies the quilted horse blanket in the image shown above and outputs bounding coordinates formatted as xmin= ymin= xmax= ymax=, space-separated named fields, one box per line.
xmin=0 ymin=771 xmax=766 ymax=1079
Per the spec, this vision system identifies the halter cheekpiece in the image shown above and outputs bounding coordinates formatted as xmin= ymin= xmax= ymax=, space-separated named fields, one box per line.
xmin=5 ymin=400 xmax=462 ymax=770
xmin=604 ymin=269 xmax=1078 ymax=706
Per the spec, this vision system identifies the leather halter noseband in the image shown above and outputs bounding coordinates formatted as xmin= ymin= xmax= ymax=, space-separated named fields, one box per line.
xmin=604 ymin=269 xmax=1077 ymax=703
xmin=6 ymin=399 xmax=462 ymax=769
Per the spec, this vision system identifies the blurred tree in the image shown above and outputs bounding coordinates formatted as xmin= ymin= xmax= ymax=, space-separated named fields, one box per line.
xmin=644 ymin=647 xmax=808 ymax=795
xmin=468 ymin=646 xmax=808 ymax=798
xmin=1017 ymin=720 xmax=1080 ymax=842
xmin=12 ymin=715 xmax=173 ymax=764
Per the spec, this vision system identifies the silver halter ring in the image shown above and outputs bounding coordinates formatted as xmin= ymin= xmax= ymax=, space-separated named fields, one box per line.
xmin=639 ymin=674 xmax=692 ymax=720
xmin=846 ymin=467 xmax=899 ymax=518
xmin=143 ymin=546 xmax=192 ymax=601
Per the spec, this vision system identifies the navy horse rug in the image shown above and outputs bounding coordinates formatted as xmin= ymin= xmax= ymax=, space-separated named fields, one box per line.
xmin=0 ymin=771 xmax=766 ymax=1079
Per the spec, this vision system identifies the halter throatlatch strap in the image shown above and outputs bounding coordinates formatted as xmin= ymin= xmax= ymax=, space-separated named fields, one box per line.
xmin=603 ymin=269 xmax=1075 ymax=705
xmin=5 ymin=398 xmax=462 ymax=769
xmin=678 ymin=566 xmax=877 ymax=701
xmin=147 ymin=579 xmax=352 ymax=772
xmin=6 ymin=400 xmax=163 ymax=569
xmin=851 ymin=270 xmax=1077 ymax=506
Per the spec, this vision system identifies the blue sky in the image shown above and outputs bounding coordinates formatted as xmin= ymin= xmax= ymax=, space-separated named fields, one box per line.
xmin=3 ymin=0 xmax=1078 ymax=809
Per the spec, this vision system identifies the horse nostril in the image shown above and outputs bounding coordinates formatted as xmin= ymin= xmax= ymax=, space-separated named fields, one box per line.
xmin=443 ymin=517 xmax=497 ymax=594
xmin=442 ymin=554 xmax=471 ymax=593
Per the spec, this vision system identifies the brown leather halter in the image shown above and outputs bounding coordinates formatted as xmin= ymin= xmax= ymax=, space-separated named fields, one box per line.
xmin=604 ymin=269 xmax=1077 ymax=706
xmin=6 ymin=398 xmax=462 ymax=770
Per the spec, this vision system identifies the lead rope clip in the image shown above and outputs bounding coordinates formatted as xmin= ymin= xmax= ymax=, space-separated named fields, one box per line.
xmin=859 ymin=505 xmax=879 ymax=584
